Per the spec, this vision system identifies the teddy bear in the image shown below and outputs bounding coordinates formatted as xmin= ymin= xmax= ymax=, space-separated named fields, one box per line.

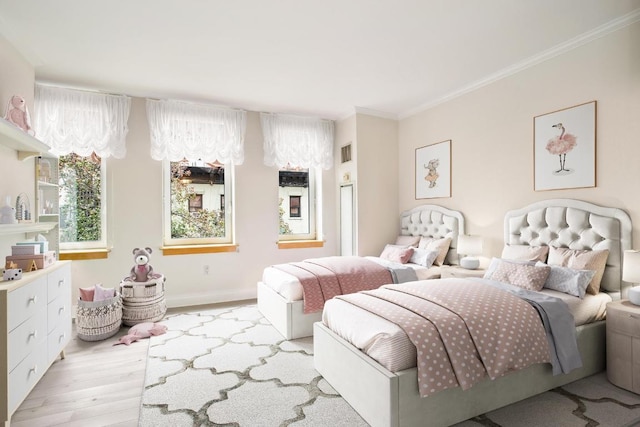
xmin=128 ymin=247 xmax=157 ymax=282
xmin=4 ymin=95 xmax=34 ymax=136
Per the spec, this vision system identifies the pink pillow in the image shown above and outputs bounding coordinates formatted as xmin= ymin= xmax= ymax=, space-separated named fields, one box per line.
xmin=380 ymin=244 xmax=414 ymax=264
xmin=79 ymin=286 xmax=95 ymax=302
xmin=501 ymin=245 xmax=549 ymax=262
xmin=489 ymin=260 xmax=550 ymax=291
xmin=93 ymin=283 xmax=116 ymax=301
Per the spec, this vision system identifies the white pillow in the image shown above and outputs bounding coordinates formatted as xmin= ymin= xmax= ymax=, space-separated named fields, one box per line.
xmin=418 ymin=237 xmax=451 ymax=266
xmin=409 ymin=249 xmax=439 ymax=267
xmin=536 ymin=261 xmax=595 ymax=299
xmin=501 ymin=245 xmax=549 ymax=262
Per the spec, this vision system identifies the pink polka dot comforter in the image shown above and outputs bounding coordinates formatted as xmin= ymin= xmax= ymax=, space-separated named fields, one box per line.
xmin=271 ymin=256 xmax=394 ymax=314
xmin=336 ymin=279 xmax=551 ymax=397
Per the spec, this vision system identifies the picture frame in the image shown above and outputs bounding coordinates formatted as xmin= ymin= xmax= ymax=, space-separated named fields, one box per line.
xmin=534 ymin=101 xmax=596 ymax=191
xmin=415 ymin=140 xmax=451 ymax=199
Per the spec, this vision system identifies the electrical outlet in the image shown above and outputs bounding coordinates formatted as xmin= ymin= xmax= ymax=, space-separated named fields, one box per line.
xmin=203 ymin=265 xmax=210 ymax=275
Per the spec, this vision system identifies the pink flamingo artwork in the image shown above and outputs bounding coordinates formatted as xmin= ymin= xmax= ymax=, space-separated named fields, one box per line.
xmin=545 ymin=123 xmax=577 ymax=173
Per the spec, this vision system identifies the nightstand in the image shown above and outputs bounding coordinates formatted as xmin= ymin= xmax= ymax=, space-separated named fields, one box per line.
xmin=606 ymin=300 xmax=640 ymax=394
xmin=440 ymin=265 xmax=486 ymax=279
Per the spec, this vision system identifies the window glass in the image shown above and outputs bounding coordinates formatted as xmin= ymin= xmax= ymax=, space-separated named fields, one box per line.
xmin=59 ymin=153 xmax=107 ymax=249
xmin=278 ymin=167 xmax=318 ymax=240
xmin=165 ymin=159 xmax=232 ymax=244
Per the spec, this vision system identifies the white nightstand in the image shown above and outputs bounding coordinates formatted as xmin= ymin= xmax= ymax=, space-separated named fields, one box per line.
xmin=606 ymin=300 xmax=640 ymax=394
xmin=440 ymin=265 xmax=486 ymax=279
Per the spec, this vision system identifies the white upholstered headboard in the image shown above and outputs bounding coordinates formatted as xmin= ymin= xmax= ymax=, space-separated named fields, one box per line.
xmin=399 ymin=205 xmax=465 ymax=265
xmin=504 ymin=199 xmax=633 ymax=298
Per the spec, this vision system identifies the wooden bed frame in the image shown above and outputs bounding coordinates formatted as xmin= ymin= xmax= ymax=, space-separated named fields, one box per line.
xmin=257 ymin=204 xmax=465 ymax=339
xmin=314 ymin=199 xmax=633 ymax=427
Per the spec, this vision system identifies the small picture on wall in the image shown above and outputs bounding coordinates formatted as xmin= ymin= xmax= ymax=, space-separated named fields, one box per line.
xmin=415 ymin=140 xmax=451 ymax=199
xmin=534 ymin=101 xmax=596 ymax=191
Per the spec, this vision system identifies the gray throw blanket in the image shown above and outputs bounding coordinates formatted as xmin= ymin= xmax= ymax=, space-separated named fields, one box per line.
xmin=366 ymin=256 xmax=419 ymax=283
xmin=470 ymin=278 xmax=582 ymax=375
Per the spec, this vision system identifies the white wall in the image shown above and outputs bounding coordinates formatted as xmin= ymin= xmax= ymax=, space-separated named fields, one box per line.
xmin=398 ymin=22 xmax=640 ymax=259
xmin=0 ymin=35 xmax=37 ymax=262
xmin=67 ymin=100 xmax=338 ymax=307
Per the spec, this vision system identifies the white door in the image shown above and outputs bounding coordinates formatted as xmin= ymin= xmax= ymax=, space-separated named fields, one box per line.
xmin=340 ymin=184 xmax=355 ymax=256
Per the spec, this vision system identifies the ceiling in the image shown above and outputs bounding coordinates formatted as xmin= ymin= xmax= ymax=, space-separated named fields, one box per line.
xmin=1 ymin=1 xmax=639 ymax=120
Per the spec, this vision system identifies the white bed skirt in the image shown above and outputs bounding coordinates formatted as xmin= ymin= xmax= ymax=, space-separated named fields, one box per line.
xmin=257 ymin=282 xmax=321 ymax=339
xmin=314 ymin=320 xmax=605 ymax=427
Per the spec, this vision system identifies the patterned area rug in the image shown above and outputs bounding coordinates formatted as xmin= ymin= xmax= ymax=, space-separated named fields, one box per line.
xmin=139 ymin=304 xmax=640 ymax=427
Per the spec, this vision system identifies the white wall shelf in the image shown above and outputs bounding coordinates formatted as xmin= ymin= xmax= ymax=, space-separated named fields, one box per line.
xmin=0 ymin=117 xmax=51 ymax=160
xmin=0 ymin=222 xmax=57 ymax=237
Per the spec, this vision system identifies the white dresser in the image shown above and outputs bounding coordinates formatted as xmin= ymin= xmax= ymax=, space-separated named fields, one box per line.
xmin=0 ymin=261 xmax=72 ymax=426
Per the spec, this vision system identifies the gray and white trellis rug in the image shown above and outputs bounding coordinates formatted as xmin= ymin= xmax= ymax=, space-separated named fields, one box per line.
xmin=138 ymin=304 xmax=640 ymax=427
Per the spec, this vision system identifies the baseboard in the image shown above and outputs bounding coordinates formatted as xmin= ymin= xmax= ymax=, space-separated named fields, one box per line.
xmin=166 ymin=288 xmax=257 ymax=309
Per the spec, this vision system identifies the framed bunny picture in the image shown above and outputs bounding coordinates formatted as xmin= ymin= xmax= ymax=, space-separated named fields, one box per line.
xmin=415 ymin=140 xmax=451 ymax=199
xmin=534 ymin=101 xmax=596 ymax=191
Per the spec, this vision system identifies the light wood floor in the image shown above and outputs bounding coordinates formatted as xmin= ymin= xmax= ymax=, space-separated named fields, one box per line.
xmin=11 ymin=301 xmax=252 ymax=427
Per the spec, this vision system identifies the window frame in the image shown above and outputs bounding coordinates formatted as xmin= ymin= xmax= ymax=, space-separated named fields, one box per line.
xmin=59 ymin=156 xmax=108 ymax=251
xmin=278 ymin=167 xmax=319 ymax=242
xmin=163 ymin=159 xmax=234 ymax=246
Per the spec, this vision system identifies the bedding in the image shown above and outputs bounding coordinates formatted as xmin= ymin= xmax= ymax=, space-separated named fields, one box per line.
xmin=334 ymin=278 xmax=557 ymax=397
xmin=270 ymin=256 xmax=419 ymax=313
xmin=314 ymin=198 xmax=632 ymax=427
xmin=262 ymin=256 xmax=439 ymax=302
xmin=322 ymin=286 xmax=611 ymax=373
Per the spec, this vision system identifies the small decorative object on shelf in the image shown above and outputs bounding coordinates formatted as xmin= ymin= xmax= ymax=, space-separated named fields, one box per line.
xmin=3 ymin=95 xmax=34 ymax=136
xmin=0 ymin=196 xmax=17 ymax=224
xmin=15 ymin=192 xmax=32 ymax=222
xmin=2 ymin=268 xmax=23 ymax=281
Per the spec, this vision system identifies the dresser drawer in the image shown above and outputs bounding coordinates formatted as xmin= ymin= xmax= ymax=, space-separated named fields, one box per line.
xmin=607 ymin=309 xmax=640 ymax=336
xmin=8 ymin=341 xmax=48 ymax=414
xmin=7 ymin=276 xmax=47 ymax=331
xmin=47 ymin=294 xmax=71 ymax=334
xmin=8 ymin=309 xmax=47 ymax=372
xmin=47 ymin=262 xmax=71 ymax=303
xmin=48 ymin=321 xmax=72 ymax=362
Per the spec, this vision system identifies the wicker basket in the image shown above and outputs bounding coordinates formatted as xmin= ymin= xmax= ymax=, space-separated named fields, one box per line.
xmin=76 ymin=293 xmax=123 ymax=341
xmin=120 ymin=276 xmax=167 ymax=326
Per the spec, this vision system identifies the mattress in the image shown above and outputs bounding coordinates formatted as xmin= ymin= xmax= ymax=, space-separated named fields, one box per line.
xmin=321 ymin=280 xmax=612 ymax=373
xmin=261 ymin=257 xmax=442 ymax=302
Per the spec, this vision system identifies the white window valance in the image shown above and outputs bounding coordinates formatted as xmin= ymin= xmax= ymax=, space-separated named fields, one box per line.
xmin=146 ymin=99 xmax=246 ymax=165
xmin=261 ymin=113 xmax=334 ymax=170
xmin=34 ymin=84 xmax=131 ymax=159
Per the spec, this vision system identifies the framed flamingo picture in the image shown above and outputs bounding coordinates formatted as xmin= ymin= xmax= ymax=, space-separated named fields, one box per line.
xmin=415 ymin=140 xmax=451 ymax=199
xmin=534 ymin=101 xmax=596 ymax=191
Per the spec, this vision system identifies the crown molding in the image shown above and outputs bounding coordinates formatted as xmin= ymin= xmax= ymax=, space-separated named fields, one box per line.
xmin=399 ymin=8 xmax=640 ymax=120
xmin=338 ymin=106 xmax=398 ymax=121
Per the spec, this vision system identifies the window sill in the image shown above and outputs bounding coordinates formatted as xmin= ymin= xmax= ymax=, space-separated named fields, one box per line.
xmin=161 ymin=244 xmax=238 ymax=256
xmin=59 ymin=249 xmax=110 ymax=260
xmin=277 ymin=240 xmax=324 ymax=249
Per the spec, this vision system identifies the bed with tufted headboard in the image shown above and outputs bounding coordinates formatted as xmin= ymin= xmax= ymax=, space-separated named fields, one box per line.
xmin=257 ymin=204 xmax=465 ymax=339
xmin=314 ymin=199 xmax=632 ymax=427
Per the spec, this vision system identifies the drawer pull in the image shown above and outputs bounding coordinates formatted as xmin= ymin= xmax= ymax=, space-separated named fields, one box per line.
xmin=28 ymin=295 xmax=38 ymax=304
xmin=58 ymin=279 xmax=65 ymax=287
xmin=58 ymin=306 xmax=66 ymax=314
xmin=59 ymin=333 xmax=66 ymax=342
xmin=29 ymin=365 xmax=38 ymax=375
xmin=29 ymin=330 xmax=38 ymax=339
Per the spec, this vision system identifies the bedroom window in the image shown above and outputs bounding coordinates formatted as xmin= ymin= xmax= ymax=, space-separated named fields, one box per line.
xmin=279 ymin=167 xmax=318 ymax=240
xmin=59 ymin=153 xmax=107 ymax=250
xmin=163 ymin=159 xmax=233 ymax=245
